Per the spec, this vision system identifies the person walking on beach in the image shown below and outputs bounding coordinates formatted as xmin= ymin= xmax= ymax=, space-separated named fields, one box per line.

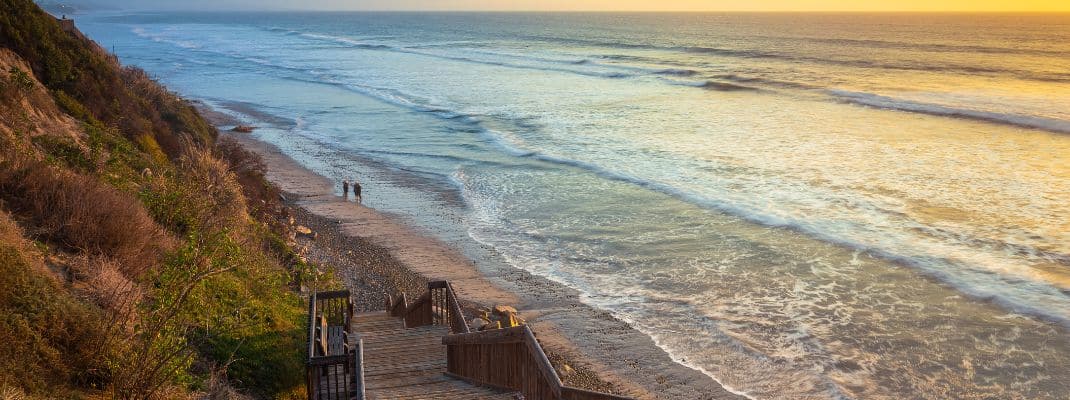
xmin=342 ymin=179 xmax=349 ymax=199
xmin=353 ymin=180 xmax=362 ymax=203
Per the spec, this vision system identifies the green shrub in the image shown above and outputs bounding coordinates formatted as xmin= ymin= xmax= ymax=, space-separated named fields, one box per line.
xmin=8 ymin=66 xmax=34 ymax=91
xmin=0 ymin=211 xmax=110 ymax=397
xmin=31 ymin=134 xmax=93 ymax=171
xmin=52 ymin=89 xmax=91 ymax=122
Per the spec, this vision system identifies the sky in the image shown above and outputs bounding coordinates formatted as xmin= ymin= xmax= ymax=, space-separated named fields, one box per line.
xmin=70 ymin=0 xmax=1070 ymax=11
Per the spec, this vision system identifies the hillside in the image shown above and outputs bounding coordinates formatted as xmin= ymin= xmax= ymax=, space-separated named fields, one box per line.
xmin=0 ymin=1 xmax=323 ymax=398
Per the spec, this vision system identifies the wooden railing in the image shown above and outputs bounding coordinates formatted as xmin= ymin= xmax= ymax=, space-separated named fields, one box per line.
xmin=387 ymin=291 xmax=407 ymax=317
xmin=306 ymin=290 xmax=364 ymax=400
xmin=442 ymin=325 xmax=633 ymax=400
xmin=443 ymin=326 xmax=559 ymax=398
xmin=386 ymin=280 xmax=470 ymax=334
xmin=386 ymin=281 xmax=631 ymax=400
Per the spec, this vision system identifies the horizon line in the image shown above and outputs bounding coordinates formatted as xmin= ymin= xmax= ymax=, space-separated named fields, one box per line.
xmin=95 ymin=8 xmax=1070 ymax=13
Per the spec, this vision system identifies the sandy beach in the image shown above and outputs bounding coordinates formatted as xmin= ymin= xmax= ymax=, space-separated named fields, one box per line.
xmin=218 ymin=127 xmax=746 ymax=399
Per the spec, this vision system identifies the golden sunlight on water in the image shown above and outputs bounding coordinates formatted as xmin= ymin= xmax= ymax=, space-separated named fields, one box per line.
xmin=84 ymin=10 xmax=1070 ymax=399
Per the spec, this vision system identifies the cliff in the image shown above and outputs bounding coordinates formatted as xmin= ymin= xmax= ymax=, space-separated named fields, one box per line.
xmin=0 ymin=1 xmax=316 ymax=398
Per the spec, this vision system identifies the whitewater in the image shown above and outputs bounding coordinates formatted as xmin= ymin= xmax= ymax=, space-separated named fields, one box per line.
xmin=79 ymin=12 xmax=1070 ymax=399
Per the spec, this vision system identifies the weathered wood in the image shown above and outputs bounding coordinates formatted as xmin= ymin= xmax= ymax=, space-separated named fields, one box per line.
xmin=416 ymin=281 xmax=471 ymax=334
xmin=328 ymin=326 xmax=347 ymax=356
xmin=446 ymin=283 xmax=469 ymax=333
xmin=389 ymin=292 xmax=408 ymax=317
xmin=444 ymin=371 xmax=524 ymax=394
xmin=523 ymin=327 xmax=563 ymax=398
xmin=355 ymin=310 xmax=518 ymax=399
xmin=353 ymin=337 xmax=365 ymax=400
xmin=442 ymin=325 xmax=527 ymax=345
xmin=308 ymin=354 xmax=351 ymax=366
xmin=311 ymin=280 xmax=627 ymax=400
xmin=318 ymin=315 xmax=329 ymax=356
xmin=403 ymin=292 xmax=432 ymax=328
xmin=307 ymin=290 xmax=359 ymax=399
xmin=442 ymin=324 xmax=634 ymax=400
xmin=364 ymin=373 xmax=453 ymax=390
xmin=316 ymin=290 xmax=351 ymax=300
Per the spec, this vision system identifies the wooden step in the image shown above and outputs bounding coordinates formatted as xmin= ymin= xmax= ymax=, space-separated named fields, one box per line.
xmin=348 ymin=314 xmax=517 ymax=400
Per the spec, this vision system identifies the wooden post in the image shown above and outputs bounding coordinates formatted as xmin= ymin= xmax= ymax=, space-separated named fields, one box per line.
xmin=352 ymin=337 xmax=365 ymax=400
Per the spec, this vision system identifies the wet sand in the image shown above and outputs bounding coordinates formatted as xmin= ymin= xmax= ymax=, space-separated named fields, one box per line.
xmin=225 ymin=129 xmax=745 ymax=399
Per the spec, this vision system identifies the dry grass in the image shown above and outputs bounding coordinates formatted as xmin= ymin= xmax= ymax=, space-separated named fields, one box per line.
xmin=199 ymin=366 xmax=255 ymax=400
xmin=0 ymin=385 xmax=27 ymax=400
xmin=0 ymin=210 xmax=110 ymax=397
xmin=120 ymin=66 xmax=216 ymax=158
xmin=70 ymin=256 xmax=144 ymax=325
xmin=179 ymin=141 xmax=249 ymax=232
xmin=0 ymin=156 xmax=175 ymax=278
xmin=0 ymin=49 xmax=85 ymax=146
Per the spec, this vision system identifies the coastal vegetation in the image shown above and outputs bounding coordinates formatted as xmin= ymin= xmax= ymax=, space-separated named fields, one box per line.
xmin=0 ymin=0 xmax=321 ymax=398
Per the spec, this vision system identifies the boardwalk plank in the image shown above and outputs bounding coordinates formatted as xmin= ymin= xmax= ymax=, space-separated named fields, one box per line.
xmin=350 ymin=312 xmax=519 ymax=399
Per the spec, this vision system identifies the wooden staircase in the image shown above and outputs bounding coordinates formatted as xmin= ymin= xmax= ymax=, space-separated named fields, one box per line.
xmin=308 ymin=282 xmax=633 ymax=400
xmin=353 ymin=311 xmax=519 ymax=400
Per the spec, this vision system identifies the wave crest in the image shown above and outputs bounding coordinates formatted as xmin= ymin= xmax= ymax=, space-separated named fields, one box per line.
xmin=829 ymin=90 xmax=1070 ymax=134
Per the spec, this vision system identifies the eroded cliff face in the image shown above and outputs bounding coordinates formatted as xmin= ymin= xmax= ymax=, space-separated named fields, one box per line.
xmin=0 ymin=48 xmax=85 ymax=149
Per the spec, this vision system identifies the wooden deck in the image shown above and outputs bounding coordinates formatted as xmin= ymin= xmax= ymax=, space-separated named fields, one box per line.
xmin=352 ymin=311 xmax=519 ymax=400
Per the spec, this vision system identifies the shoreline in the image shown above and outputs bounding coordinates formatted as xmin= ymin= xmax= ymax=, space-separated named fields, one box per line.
xmin=221 ymin=129 xmax=746 ymax=399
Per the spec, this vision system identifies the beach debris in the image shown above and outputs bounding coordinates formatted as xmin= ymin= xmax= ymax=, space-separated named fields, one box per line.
xmin=230 ymin=125 xmax=255 ymax=133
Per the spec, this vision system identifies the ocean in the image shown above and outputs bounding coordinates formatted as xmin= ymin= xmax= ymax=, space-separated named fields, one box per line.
xmin=77 ymin=12 xmax=1070 ymax=399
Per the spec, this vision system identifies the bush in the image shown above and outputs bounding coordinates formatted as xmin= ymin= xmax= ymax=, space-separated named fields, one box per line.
xmin=0 ymin=211 xmax=110 ymax=396
xmin=216 ymin=136 xmax=281 ymax=219
xmin=31 ymin=134 xmax=93 ymax=171
xmin=7 ymin=66 xmax=33 ymax=91
xmin=0 ymin=157 xmax=175 ymax=278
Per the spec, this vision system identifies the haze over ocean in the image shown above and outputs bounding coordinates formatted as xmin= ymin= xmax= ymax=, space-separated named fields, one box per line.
xmin=80 ymin=12 xmax=1070 ymax=399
